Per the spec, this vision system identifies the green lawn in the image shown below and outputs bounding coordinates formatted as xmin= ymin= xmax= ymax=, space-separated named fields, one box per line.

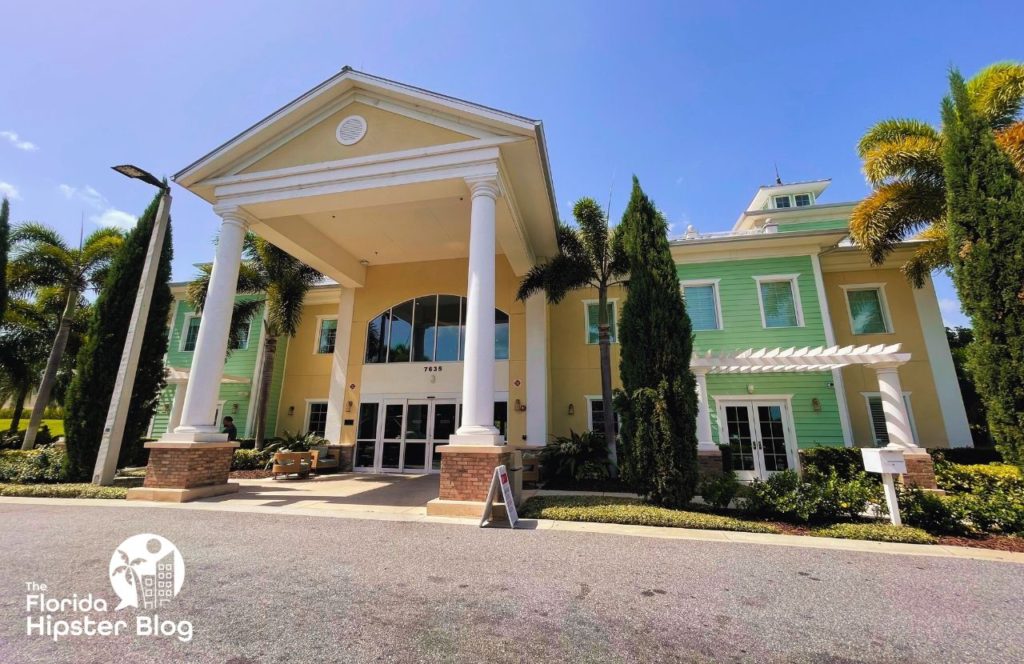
xmin=0 ymin=419 xmax=65 ymax=437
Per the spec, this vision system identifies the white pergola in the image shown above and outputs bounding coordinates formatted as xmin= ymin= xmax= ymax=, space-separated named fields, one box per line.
xmin=691 ymin=343 xmax=917 ymax=451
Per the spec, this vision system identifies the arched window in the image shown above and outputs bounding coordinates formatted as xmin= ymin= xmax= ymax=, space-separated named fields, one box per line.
xmin=365 ymin=295 xmax=509 ymax=364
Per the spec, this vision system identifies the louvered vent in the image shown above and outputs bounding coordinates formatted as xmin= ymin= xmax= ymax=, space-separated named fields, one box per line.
xmin=336 ymin=115 xmax=367 ymax=145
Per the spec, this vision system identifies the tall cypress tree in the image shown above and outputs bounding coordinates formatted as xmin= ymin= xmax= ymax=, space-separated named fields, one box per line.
xmin=0 ymin=197 xmax=10 ymax=321
xmin=943 ymin=70 xmax=1024 ymax=467
xmin=64 ymin=192 xmax=173 ymax=479
xmin=613 ymin=176 xmax=699 ymax=506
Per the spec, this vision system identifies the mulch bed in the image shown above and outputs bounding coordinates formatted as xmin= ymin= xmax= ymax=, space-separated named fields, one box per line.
xmin=229 ymin=469 xmax=274 ymax=479
xmin=937 ymin=535 xmax=1024 ymax=553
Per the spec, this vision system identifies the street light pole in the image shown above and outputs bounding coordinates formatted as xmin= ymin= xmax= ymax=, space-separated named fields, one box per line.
xmin=92 ymin=166 xmax=171 ymax=486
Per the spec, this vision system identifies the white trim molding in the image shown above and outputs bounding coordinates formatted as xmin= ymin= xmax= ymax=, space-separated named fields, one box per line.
xmin=752 ymin=274 xmax=805 ymax=328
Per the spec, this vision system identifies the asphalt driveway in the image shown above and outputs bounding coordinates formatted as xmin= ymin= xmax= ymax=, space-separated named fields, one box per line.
xmin=0 ymin=502 xmax=1021 ymax=663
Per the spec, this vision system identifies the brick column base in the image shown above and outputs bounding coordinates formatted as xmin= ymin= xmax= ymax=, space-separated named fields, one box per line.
xmin=697 ymin=448 xmax=724 ymax=480
xmin=126 ymin=441 xmax=239 ymax=503
xmin=900 ymin=450 xmax=940 ymax=491
xmin=426 ymin=445 xmax=513 ymax=518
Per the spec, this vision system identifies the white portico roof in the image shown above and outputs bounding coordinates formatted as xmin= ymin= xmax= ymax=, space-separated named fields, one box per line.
xmin=692 ymin=344 xmax=910 ymax=374
xmin=165 ymin=367 xmax=250 ymax=384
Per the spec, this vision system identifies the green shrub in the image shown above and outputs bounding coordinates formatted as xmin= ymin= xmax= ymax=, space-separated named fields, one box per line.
xmin=740 ymin=469 xmax=883 ymax=524
xmin=232 ymin=448 xmax=271 ymax=471
xmin=812 ymin=523 xmax=937 ymax=545
xmin=947 ymin=492 xmax=1024 ymax=535
xmin=0 ymin=447 xmax=68 ymax=483
xmin=935 ymin=462 xmax=1024 ymax=496
xmin=698 ymin=472 xmax=741 ymax=509
xmin=262 ymin=430 xmax=324 ymax=454
xmin=520 ymin=495 xmax=780 ymax=534
xmin=898 ymin=486 xmax=971 ymax=536
xmin=1 ymin=425 xmax=54 ymax=450
xmin=932 ymin=448 xmax=1003 ymax=466
xmin=0 ymin=482 xmax=126 ymax=499
xmin=799 ymin=446 xmax=873 ymax=482
xmin=540 ymin=430 xmax=611 ymax=482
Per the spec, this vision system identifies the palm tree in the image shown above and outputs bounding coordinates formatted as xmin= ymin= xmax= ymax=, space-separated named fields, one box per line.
xmin=517 ymin=198 xmax=628 ymax=474
xmin=851 ymin=62 xmax=1024 ymax=286
xmin=0 ymin=299 xmax=51 ymax=433
xmin=9 ymin=223 xmax=124 ymax=449
xmin=188 ymin=234 xmax=322 ymax=449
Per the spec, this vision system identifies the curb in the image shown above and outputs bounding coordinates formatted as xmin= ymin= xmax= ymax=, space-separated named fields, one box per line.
xmin=1 ymin=496 xmax=1021 ymax=564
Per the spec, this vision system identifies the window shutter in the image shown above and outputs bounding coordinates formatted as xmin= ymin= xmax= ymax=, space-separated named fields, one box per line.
xmin=867 ymin=396 xmax=889 ymax=446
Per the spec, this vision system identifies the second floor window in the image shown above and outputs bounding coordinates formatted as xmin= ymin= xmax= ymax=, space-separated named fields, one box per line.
xmin=756 ymin=277 xmax=803 ymax=328
xmin=681 ymin=282 xmax=721 ymax=331
xmin=846 ymin=287 xmax=891 ymax=335
xmin=317 ymin=318 xmax=338 ymax=354
xmin=182 ymin=316 xmax=201 ymax=352
xmin=585 ymin=301 xmax=618 ymax=344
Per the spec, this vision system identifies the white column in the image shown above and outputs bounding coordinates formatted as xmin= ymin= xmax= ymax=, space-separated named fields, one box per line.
xmin=325 ymin=287 xmax=355 ymax=444
xmin=525 ymin=292 xmax=548 ymax=446
xmin=873 ymin=362 xmax=916 ymax=449
xmin=451 ymin=177 xmax=502 ymax=445
xmin=170 ymin=210 xmax=248 ymax=440
xmin=694 ymin=369 xmax=716 ymax=451
xmin=167 ymin=383 xmax=186 ymax=432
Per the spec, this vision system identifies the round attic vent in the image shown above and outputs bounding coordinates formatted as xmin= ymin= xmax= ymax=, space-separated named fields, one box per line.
xmin=336 ymin=115 xmax=367 ymax=145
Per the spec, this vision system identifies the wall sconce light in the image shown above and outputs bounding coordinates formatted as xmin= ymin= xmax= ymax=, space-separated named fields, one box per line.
xmin=345 ymin=400 xmax=353 ymax=413
xmin=161 ymin=402 xmax=170 ymax=414
xmin=232 ymin=402 xmax=239 ymax=414
xmin=567 ymin=403 xmax=575 ymax=416
xmin=287 ymin=406 xmax=295 ymax=417
xmin=811 ymin=397 xmax=822 ymax=412
xmin=515 ymin=399 xmax=526 ymax=412
xmin=746 ymin=384 xmax=755 ymax=394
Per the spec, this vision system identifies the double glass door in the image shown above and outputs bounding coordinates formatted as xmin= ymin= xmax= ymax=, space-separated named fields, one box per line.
xmin=358 ymin=400 xmax=457 ymax=473
xmin=721 ymin=401 xmax=794 ymax=481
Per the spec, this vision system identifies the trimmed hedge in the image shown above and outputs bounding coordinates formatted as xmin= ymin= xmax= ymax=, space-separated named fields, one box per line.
xmin=519 ymin=495 xmax=780 ymax=534
xmin=799 ymin=446 xmax=869 ymax=482
xmin=0 ymin=482 xmax=126 ymax=499
xmin=812 ymin=523 xmax=937 ymax=545
xmin=741 ymin=469 xmax=883 ymax=524
xmin=935 ymin=462 xmax=1023 ymax=496
xmin=0 ymin=448 xmax=69 ymax=483
xmin=232 ymin=448 xmax=271 ymax=470
xmin=931 ymin=447 xmax=1002 ymax=466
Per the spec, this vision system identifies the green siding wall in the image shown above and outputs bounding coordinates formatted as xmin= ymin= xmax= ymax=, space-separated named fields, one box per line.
xmin=151 ymin=297 xmax=271 ymax=439
xmin=775 ymin=219 xmax=849 ymax=233
xmin=678 ymin=255 xmax=844 ymax=448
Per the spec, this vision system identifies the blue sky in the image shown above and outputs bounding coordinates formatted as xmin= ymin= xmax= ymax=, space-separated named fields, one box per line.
xmin=2 ymin=1 xmax=1021 ymax=327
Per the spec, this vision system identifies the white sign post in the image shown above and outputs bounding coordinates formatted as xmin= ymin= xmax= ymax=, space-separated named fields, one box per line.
xmin=480 ymin=464 xmax=519 ymax=528
xmin=861 ymin=448 xmax=907 ymax=526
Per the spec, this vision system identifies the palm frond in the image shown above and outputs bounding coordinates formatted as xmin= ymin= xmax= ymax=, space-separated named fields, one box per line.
xmin=186 ymin=265 xmax=213 ymax=313
xmin=849 ymin=180 xmax=945 ymax=264
xmin=10 ymin=222 xmax=69 ymax=251
xmin=572 ymin=198 xmax=609 ymax=272
xmin=900 ymin=225 xmax=950 ymax=288
xmin=966 ymin=61 xmax=1024 ymax=130
xmin=994 ymin=120 xmax=1024 ymax=174
xmin=857 ymin=119 xmax=940 ymax=158
xmin=861 ymin=135 xmax=944 ymax=187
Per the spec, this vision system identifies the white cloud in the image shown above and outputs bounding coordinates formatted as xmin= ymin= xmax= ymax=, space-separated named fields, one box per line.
xmin=58 ymin=183 xmax=137 ymax=228
xmin=938 ymin=297 xmax=966 ymax=326
xmin=92 ymin=208 xmax=137 ymax=229
xmin=0 ymin=130 xmax=38 ymax=152
xmin=0 ymin=181 xmax=20 ymax=200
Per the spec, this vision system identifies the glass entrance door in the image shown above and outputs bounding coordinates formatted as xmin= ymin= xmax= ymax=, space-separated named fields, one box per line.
xmin=430 ymin=401 xmax=458 ymax=471
xmin=721 ymin=400 xmax=794 ymax=481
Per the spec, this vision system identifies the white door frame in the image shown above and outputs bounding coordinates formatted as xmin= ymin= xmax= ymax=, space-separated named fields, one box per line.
xmin=714 ymin=395 xmax=799 ymax=480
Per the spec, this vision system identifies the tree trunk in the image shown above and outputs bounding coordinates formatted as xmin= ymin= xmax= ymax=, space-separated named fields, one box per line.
xmin=597 ymin=287 xmax=619 ymax=477
xmin=253 ymin=331 xmax=278 ymax=451
xmin=8 ymin=385 xmax=28 ymax=433
xmin=22 ymin=290 xmax=78 ymax=450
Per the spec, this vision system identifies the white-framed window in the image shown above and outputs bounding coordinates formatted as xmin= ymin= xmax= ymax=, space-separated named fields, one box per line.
xmin=773 ymin=193 xmax=814 ymax=209
xmin=584 ymin=300 xmax=618 ymax=345
xmin=180 ymin=315 xmax=201 ymax=352
xmin=793 ymin=193 xmax=812 ymax=207
xmin=305 ymin=400 xmax=329 ymax=438
xmin=753 ymin=275 xmax=804 ymax=328
xmin=316 ymin=317 xmax=338 ymax=354
xmin=680 ymin=279 xmax=723 ymax=331
xmin=586 ymin=396 xmax=620 ymax=435
xmin=773 ymin=195 xmax=792 ymax=209
xmin=841 ymin=284 xmax=892 ymax=335
xmin=230 ymin=318 xmax=250 ymax=350
xmin=863 ymin=392 xmax=918 ymax=446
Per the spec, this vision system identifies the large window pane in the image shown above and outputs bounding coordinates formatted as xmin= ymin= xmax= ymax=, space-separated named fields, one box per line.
xmin=412 ymin=296 xmax=438 ymax=362
xmin=365 ymin=312 xmax=390 ymax=363
xmin=388 ymin=300 xmax=413 ymax=362
xmin=383 ymin=404 xmax=404 ymax=439
xmin=759 ymin=281 xmax=798 ymax=327
xmin=495 ymin=309 xmax=509 ymax=360
xmin=683 ymin=285 xmax=719 ymax=330
xmin=848 ymin=289 xmax=887 ymax=334
xmin=182 ymin=317 xmax=201 ymax=352
xmin=357 ymin=403 xmax=379 ymax=439
xmin=435 ymin=295 xmax=461 ymax=361
xmin=458 ymin=297 xmax=468 ymax=361
xmin=307 ymin=402 xmax=328 ymax=437
xmin=493 ymin=401 xmax=507 ymax=438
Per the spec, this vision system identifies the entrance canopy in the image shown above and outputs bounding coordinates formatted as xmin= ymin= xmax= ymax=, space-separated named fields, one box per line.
xmin=692 ymin=343 xmax=910 ymax=374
